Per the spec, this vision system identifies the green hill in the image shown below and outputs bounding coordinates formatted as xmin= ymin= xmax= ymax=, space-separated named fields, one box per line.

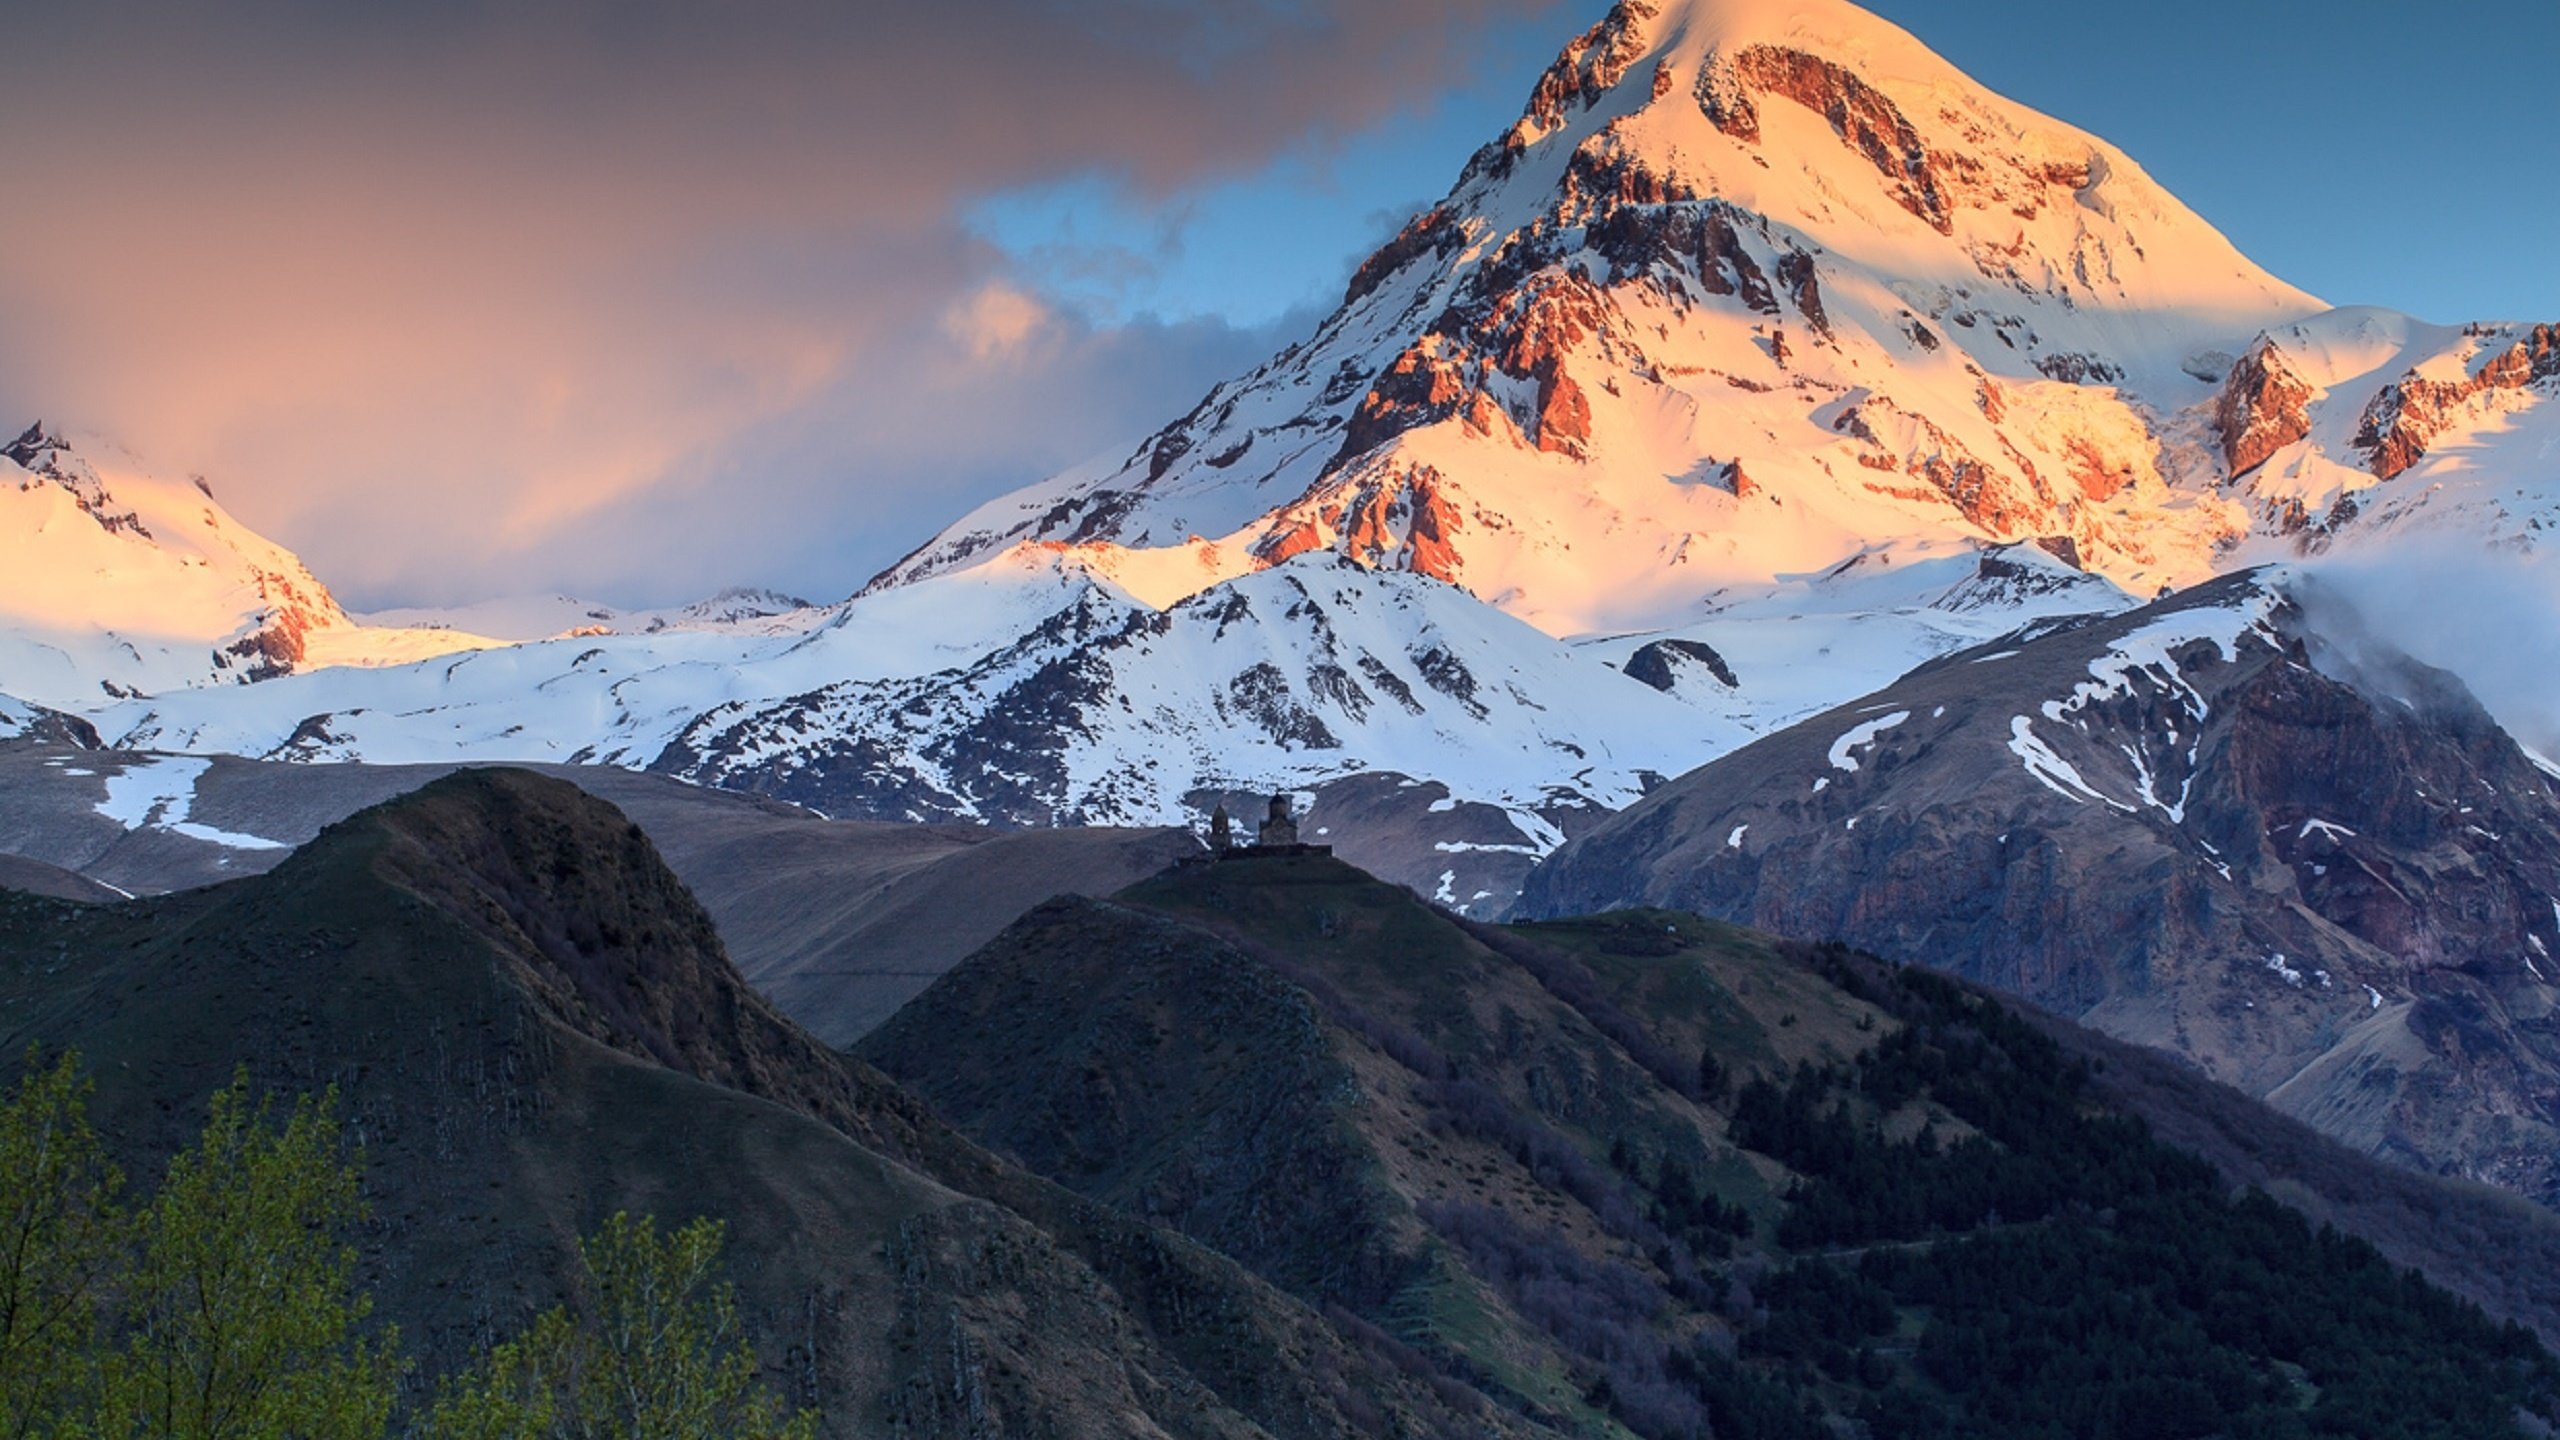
xmin=865 ymin=851 xmax=2560 ymax=1439
xmin=0 ymin=772 xmax=1528 ymax=1438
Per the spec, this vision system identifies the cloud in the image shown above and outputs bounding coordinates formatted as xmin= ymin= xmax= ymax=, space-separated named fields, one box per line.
xmin=2292 ymin=545 xmax=2560 ymax=763
xmin=0 ymin=0 xmax=1565 ymax=607
xmin=945 ymin=284 xmax=1061 ymax=366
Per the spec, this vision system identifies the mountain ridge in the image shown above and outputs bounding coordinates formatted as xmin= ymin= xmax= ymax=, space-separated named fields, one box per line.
xmin=0 ymin=769 xmax=1544 ymax=1437
xmin=1519 ymin=567 xmax=2560 ymax=1202
xmin=863 ymin=847 xmax=2560 ymax=1433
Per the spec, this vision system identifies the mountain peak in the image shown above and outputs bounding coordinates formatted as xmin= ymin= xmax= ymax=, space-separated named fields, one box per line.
xmin=870 ymin=0 xmax=2326 ymax=632
xmin=3 ymin=421 xmax=67 ymax=470
xmin=1473 ymin=0 xmax=2317 ymax=329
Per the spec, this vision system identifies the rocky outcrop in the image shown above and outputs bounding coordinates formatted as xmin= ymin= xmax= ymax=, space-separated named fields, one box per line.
xmin=2216 ymin=339 xmax=2316 ymax=477
xmin=1256 ymin=465 xmax=1469 ymax=582
xmin=2355 ymin=323 xmax=2560 ymax=481
xmin=1337 ymin=342 xmax=1469 ymax=459
xmin=1 ymin=421 xmax=64 ymax=471
xmin=1532 ymin=363 xmax=1592 ymax=456
xmin=1711 ymin=45 xmax=1957 ymax=233
xmin=1837 ymin=396 xmax=2052 ymax=534
xmin=5 ymin=424 xmax=150 ymax=540
xmin=1344 ymin=206 xmax=1459 ymax=307
xmin=1492 ymin=0 xmax=1661 ymax=160
xmin=1333 ymin=265 xmax=1626 ymax=473
xmin=1622 ymin=637 xmax=1739 ymax=691
xmin=1587 ymin=199 xmax=1790 ymax=313
xmin=210 ymin=569 xmax=343 ymax=681
xmin=2034 ymin=351 xmax=2124 ymax=385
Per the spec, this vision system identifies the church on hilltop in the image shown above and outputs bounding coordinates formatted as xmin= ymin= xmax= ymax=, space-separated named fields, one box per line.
xmin=1206 ymin=794 xmax=1330 ymax=858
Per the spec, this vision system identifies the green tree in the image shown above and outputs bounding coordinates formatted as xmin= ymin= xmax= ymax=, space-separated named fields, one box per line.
xmin=426 ymin=1213 xmax=815 ymax=1440
xmin=0 ymin=1048 xmax=124 ymax=1440
xmin=90 ymin=1071 xmax=402 ymax=1440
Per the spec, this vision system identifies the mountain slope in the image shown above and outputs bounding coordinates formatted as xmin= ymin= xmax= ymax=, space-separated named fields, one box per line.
xmin=864 ymin=850 xmax=2560 ymax=1435
xmin=0 ymin=770 xmax=1544 ymax=1437
xmin=1521 ymin=569 xmax=2560 ymax=1203
xmin=352 ymin=586 xmax=823 ymax=643
xmin=872 ymin=0 xmax=2323 ymax=633
xmin=85 ymin=534 xmax=2126 ymax=913
xmin=0 ymin=426 xmax=497 ymax=706
xmin=0 ymin=739 xmax=1195 ymax=1043
xmin=2212 ymin=310 xmax=2560 ymax=554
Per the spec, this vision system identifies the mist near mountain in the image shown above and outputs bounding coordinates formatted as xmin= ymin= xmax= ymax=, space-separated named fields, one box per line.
xmin=2293 ymin=546 xmax=2560 ymax=763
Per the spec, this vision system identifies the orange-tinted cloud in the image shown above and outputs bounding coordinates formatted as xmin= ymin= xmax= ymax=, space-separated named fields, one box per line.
xmin=0 ymin=0 xmax=1563 ymax=606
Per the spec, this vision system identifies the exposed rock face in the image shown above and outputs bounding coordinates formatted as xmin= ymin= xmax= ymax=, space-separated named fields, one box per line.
xmin=1522 ymin=574 xmax=2560 ymax=1206
xmin=6 ymin=423 xmax=151 ymax=539
xmin=212 ymin=570 xmax=339 ymax=680
xmin=1708 ymin=45 xmax=1956 ymax=232
xmin=1255 ymin=465 xmax=1468 ymax=582
xmin=1531 ymin=363 xmax=1592 ymax=455
xmin=1495 ymin=0 xmax=1660 ymax=159
xmin=1343 ymin=206 xmax=1457 ymax=306
xmin=2216 ymin=339 xmax=2316 ymax=476
xmin=1837 ymin=395 xmax=2055 ymax=535
xmin=2356 ymin=323 xmax=2560 ymax=481
xmin=1330 ymin=266 xmax=1630 ymax=476
xmin=1622 ymin=637 xmax=1740 ymax=692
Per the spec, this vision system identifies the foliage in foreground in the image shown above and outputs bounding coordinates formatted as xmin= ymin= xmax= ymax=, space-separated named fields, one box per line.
xmin=0 ymin=1048 xmax=813 ymax=1440
xmin=428 ymin=1213 xmax=817 ymax=1440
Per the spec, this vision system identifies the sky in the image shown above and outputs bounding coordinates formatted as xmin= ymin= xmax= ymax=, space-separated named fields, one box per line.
xmin=2 ymin=0 xmax=2553 ymax=611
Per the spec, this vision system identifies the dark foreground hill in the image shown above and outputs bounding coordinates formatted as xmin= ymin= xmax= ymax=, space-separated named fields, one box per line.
xmin=0 ymin=739 xmax=1197 ymax=1042
xmin=866 ymin=851 xmax=2560 ymax=1438
xmin=0 ymin=770 xmax=1528 ymax=1438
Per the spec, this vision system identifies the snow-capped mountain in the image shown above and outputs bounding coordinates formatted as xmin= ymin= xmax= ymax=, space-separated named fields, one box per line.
xmin=82 ymin=536 xmax=2119 ymax=910
xmin=0 ymin=424 xmax=495 ymax=706
xmin=869 ymin=0 xmax=2330 ymax=636
xmin=9 ymin=0 xmax=2559 ymax=916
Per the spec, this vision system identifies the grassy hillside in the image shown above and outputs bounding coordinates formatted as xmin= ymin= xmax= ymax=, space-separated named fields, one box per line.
xmin=867 ymin=852 xmax=2560 ymax=1439
xmin=0 ymin=739 xmax=1197 ymax=1043
xmin=0 ymin=772 xmax=1531 ymax=1439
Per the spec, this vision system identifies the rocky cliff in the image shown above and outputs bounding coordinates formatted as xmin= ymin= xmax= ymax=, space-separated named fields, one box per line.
xmin=1522 ymin=571 xmax=2560 ymax=1203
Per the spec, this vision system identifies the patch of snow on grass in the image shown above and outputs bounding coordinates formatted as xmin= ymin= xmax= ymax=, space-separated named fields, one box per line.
xmin=94 ymin=756 xmax=286 ymax=851
xmin=95 ymin=756 xmax=210 ymax=829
